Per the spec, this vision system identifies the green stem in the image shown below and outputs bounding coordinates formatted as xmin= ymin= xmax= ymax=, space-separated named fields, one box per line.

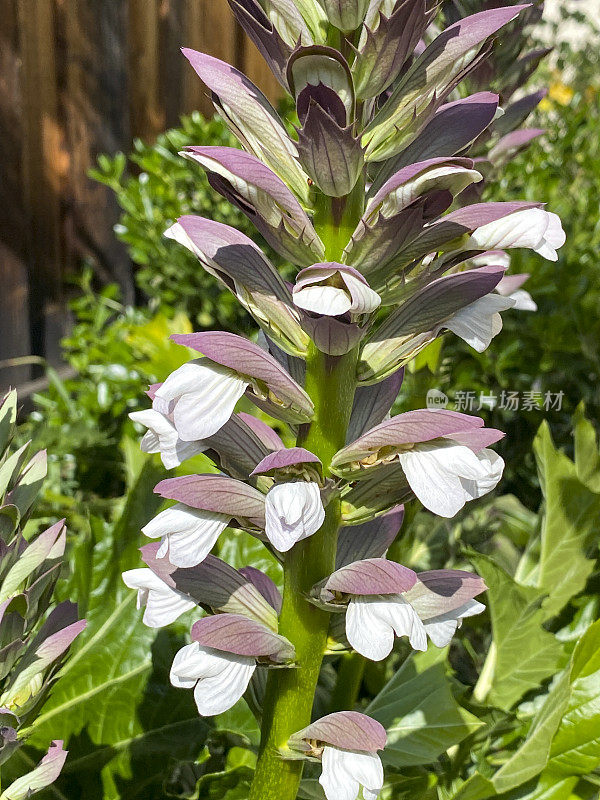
xmin=249 ymin=343 xmax=359 ymax=800
xmin=473 ymin=641 xmax=497 ymax=703
xmin=249 ymin=172 xmax=366 ymax=800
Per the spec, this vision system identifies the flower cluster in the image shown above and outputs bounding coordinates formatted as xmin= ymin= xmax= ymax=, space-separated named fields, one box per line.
xmin=125 ymin=1 xmax=563 ymax=797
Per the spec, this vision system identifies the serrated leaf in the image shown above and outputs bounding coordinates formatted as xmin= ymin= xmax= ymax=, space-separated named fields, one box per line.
xmin=547 ymin=619 xmax=600 ymax=777
xmin=492 ymin=663 xmax=571 ymax=792
xmin=532 ymin=422 xmax=600 ymax=619
xmin=366 ymin=648 xmax=482 ymax=767
xmin=573 ymin=405 xmax=600 ymax=492
xmin=469 ymin=553 xmax=564 ymax=711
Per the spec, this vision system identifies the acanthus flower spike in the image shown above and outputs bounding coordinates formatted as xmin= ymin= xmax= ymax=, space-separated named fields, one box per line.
xmin=288 ymin=712 xmax=386 ymax=800
xmin=121 ymin=5 xmax=564 ymax=797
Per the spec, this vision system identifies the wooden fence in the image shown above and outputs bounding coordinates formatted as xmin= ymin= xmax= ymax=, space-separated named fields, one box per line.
xmin=0 ymin=0 xmax=281 ymax=390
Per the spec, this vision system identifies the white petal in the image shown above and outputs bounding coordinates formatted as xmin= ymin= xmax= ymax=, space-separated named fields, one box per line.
xmin=343 ymin=273 xmax=382 ymax=315
xmin=122 ymin=568 xmax=196 ymax=628
xmin=507 ymin=289 xmax=537 ymax=311
xmin=346 ymin=597 xmax=396 ymax=661
xmin=131 ymin=409 xmax=207 ymax=468
xmin=545 ymin=212 xmax=566 ymax=249
xmin=320 ymin=746 xmax=361 ymax=800
xmin=130 ymin=409 xmax=173 ymax=453
xmin=191 ymin=649 xmax=256 ymax=716
xmin=170 ymin=642 xmax=204 ymax=689
xmin=264 ymin=481 xmax=325 ymax=552
xmin=459 ymin=449 xmax=504 ymax=502
xmin=142 ymin=503 xmax=229 ymax=567
xmin=535 ymin=212 xmax=565 ymax=260
xmin=320 ymin=748 xmax=383 ymax=800
xmin=398 ymin=445 xmax=469 ymax=517
xmin=423 ymin=617 xmax=459 ymax=647
xmin=424 ymin=599 xmax=486 ymax=647
xmin=347 ymin=595 xmax=427 ymax=658
xmin=155 ymin=360 xmax=248 ymax=441
xmin=384 ymin=595 xmax=428 ymax=651
xmin=466 ymin=208 xmax=548 ymax=252
xmin=294 ymin=284 xmax=352 ymax=316
xmin=444 ymin=294 xmax=514 ymax=352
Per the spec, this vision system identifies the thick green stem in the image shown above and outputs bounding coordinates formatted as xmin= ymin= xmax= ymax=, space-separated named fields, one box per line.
xmin=249 ymin=343 xmax=359 ymax=800
xmin=249 ymin=173 xmax=366 ymax=800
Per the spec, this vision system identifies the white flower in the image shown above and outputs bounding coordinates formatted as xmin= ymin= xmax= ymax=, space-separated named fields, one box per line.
xmin=319 ymin=746 xmax=384 ymax=800
xmin=345 ymin=594 xmax=427 ymax=661
xmin=420 ymin=599 xmax=485 ymax=647
xmin=142 ymin=503 xmax=229 ymax=568
xmin=293 ymin=266 xmax=381 ymax=319
xmin=122 ymin=568 xmax=196 ymax=628
xmin=170 ymin=642 xmax=255 ymax=716
xmin=153 ymin=360 xmax=248 ymax=441
xmin=264 ymin=481 xmax=325 ymax=552
xmin=442 ymin=294 xmax=515 ymax=352
xmin=129 ymin=409 xmax=206 ymax=469
xmin=398 ymin=442 xmax=504 ymax=518
xmin=465 ymin=208 xmax=565 ymax=262
xmin=346 ymin=593 xmax=485 ymax=659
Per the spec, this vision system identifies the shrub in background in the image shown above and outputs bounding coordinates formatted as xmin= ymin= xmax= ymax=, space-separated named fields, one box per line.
xmin=90 ymin=113 xmax=262 ymax=329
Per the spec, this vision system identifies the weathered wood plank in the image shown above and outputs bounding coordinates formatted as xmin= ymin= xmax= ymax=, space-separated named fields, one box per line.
xmin=129 ymin=0 xmax=165 ymax=141
xmin=182 ymin=0 xmax=237 ymax=116
xmin=0 ymin=0 xmax=32 ymax=389
xmin=16 ymin=0 xmax=66 ymax=370
xmin=159 ymin=0 xmax=186 ymax=129
xmin=61 ymin=0 xmax=134 ymax=301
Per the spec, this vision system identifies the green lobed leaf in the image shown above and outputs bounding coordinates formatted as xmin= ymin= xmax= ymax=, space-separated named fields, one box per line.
xmin=546 ymin=619 xmax=600 ymax=777
xmin=573 ymin=405 xmax=600 ymax=493
xmin=366 ymin=647 xmax=482 ymax=767
xmin=531 ymin=422 xmax=599 ymax=619
xmin=469 ymin=553 xmax=564 ymax=711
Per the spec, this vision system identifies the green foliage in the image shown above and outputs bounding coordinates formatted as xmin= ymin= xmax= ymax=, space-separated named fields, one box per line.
xmin=468 ymin=553 xmax=564 ymax=711
xmin=366 ymin=647 xmax=482 ymax=767
xmin=90 ymin=112 xmax=259 ymax=328
xmin=19 ymin=273 xmax=196 ymax=530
